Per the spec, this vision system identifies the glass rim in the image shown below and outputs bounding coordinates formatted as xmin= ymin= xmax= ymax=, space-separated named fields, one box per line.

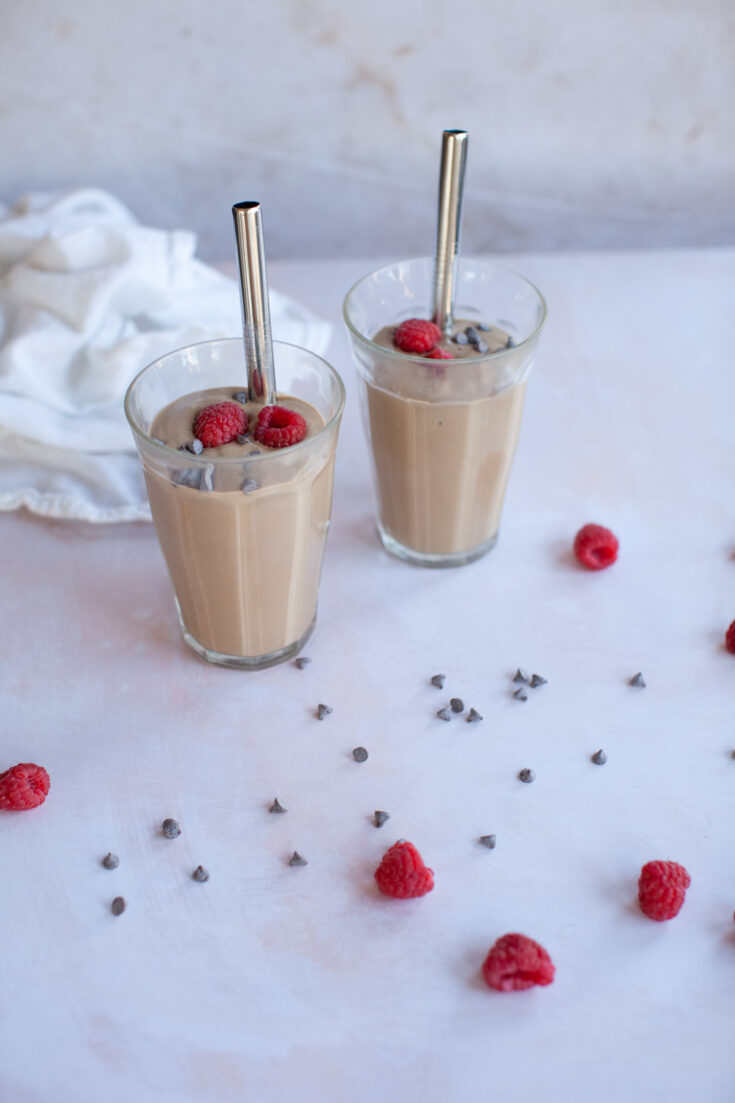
xmin=342 ymin=255 xmax=547 ymax=365
xmin=123 ymin=336 xmax=346 ymax=466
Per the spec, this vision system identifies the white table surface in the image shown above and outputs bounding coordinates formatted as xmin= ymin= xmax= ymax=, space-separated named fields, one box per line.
xmin=2 ymin=250 xmax=735 ymax=1103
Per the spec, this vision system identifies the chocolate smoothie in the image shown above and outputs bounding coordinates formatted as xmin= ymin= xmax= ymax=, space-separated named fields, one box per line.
xmin=146 ymin=388 xmax=333 ymax=661
xmin=364 ymin=321 xmax=526 ymax=558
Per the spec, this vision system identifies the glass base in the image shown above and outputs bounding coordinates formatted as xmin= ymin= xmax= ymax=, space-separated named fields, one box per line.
xmin=377 ymin=524 xmax=498 ymax=568
xmin=177 ymin=604 xmax=316 ymax=670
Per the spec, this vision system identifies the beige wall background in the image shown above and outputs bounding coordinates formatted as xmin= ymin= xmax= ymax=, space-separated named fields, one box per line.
xmin=1 ymin=0 xmax=733 ymax=259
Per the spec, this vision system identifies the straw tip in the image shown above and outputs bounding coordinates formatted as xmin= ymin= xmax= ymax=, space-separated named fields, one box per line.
xmin=443 ymin=129 xmax=468 ymax=139
xmin=233 ymin=201 xmax=261 ymax=213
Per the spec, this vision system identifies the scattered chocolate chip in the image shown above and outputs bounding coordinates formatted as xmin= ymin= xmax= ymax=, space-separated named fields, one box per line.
xmin=316 ymin=703 xmax=332 ymax=720
xmin=476 ymin=340 xmax=489 ymax=354
xmin=529 ymin=674 xmax=547 ymax=688
xmin=453 ymin=332 xmax=469 ymax=346
xmin=102 ymin=852 xmax=119 ymax=870
xmin=269 ymin=798 xmax=287 ymax=814
xmin=430 ymin=673 xmax=446 ymax=689
xmin=513 ymin=687 xmax=528 ymax=701
xmin=111 ymin=896 xmax=126 ymax=916
xmin=450 ymin=697 xmax=464 ymax=714
xmin=465 ymin=326 xmax=480 ymax=344
xmin=161 ymin=818 xmax=181 ymax=838
xmin=192 ymin=865 xmax=209 ymax=882
xmin=436 ymin=706 xmax=452 ymax=721
xmin=629 ymin=672 xmax=646 ymax=688
xmin=352 ymin=746 xmax=369 ymax=763
xmin=232 ymin=391 xmax=248 ymax=403
xmin=466 ymin=708 xmax=483 ymax=723
xmin=591 ymin=749 xmax=607 ymax=765
xmin=249 ymin=448 xmax=263 ymax=455
xmin=479 ymin=834 xmax=497 ymax=849
xmin=374 ymin=810 xmax=390 ymax=828
xmin=506 ymin=337 xmax=516 ymax=348
xmin=518 ymin=768 xmax=535 ymax=783
xmin=477 ymin=322 xmax=490 ymax=332
xmin=241 ymin=478 xmax=260 ymax=494
xmin=236 ymin=434 xmax=250 ymax=445
xmin=187 ymin=439 xmax=204 ymax=455
xmin=293 ymin=657 xmax=311 ymax=669
xmin=512 ymin=668 xmax=530 ymax=683
xmin=289 ymin=851 xmax=308 ymax=867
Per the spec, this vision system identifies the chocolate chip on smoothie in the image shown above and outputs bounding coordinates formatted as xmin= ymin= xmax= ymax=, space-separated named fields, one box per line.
xmin=430 ymin=674 xmax=446 ymax=689
xmin=479 ymin=834 xmax=497 ymax=849
xmin=518 ymin=768 xmax=535 ymax=783
xmin=450 ymin=698 xmax=464 ymax=714
xmin=236 ymin=434 xmax=250 ymax=445
xmin=512 ymin=668 xmax=530 ymax=684
xmin=466 ymin=708 xmax=483 ymax=723
xmin=453 ymin=332 xmax=469 ymax=346
xmin=591 ymin=749 xmax=607 ymax=765
xmin=506 ymin=337 xmax=516 ymax=348
xmin=316 ymin=703 xmax=333 ymax=720
xmin=293 ymin=657 xmax=311 ymax=669
xmin=477 ymin=322 xmax=490 ymax=332
xmin=187 ymin=439 xmax=204 ymax=455
xmin=629 ymin=672 xmax=646 ymax=688
xmin=465 ymin=326 xmax=480 ymax=345
xmin=111 ymin=896 xmax=126 ymax=916
xmin=352 ymin=746 xmax=369 ymax=763
xmin=476 ymin=340 xmax=489 ymax=355
xmin=269 ymin=798 xmax=287 ymax=814
xmin=102 ymin=852 xmax=120 ymax=870
xmin=249 ymin=448 xmax=263 ymax=455
xmin=161 ymin=818 xmax=181 ymax=838
xmin=191 ymin=865 xmax=209 ymax=882
xmin=513 ymin=687 xmax=528 ymax=701
xmin=241 ymin=478 xmax=260 ymax=494
xmin=436 ymin=706 xmax=452 ymax=721
xmin=232 ymin=391 xmax=248 ymax=404
xmin=374 ymin=810 xmax=390 ymax=828
xmin=529 ymin=674 xmax=547 ymax=688
xmin=288 ymin=851 xmax=308 ymax=867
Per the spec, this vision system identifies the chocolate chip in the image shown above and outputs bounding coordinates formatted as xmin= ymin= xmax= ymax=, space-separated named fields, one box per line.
xmin=187 ymin=439 xmax=204 ymax=455
xmin=629 ymin=672 xmax=646 ymax=688
xmin=477 ymin=322 xmax=490 ymax=332
xmin=111 ymin=896 xmax=126 ymax=916
xmin=466 ymin=708 xmax=483 ymax=723
xmin=316 ymin=703 xmax=333 ymax=720
xmin=450 ymin=697 xmax=464 ymax=714
xmin=529 ymin=674 xmax=547 ymax=688
xmin=236 ymin=434 xmax=250 ymax=445
xmin=249 ymin=448 xmax=263 ymax=455
xmin=374 ymin=810 xmax=390 ymax=828
xmin=241 ymin=478 xmax=260 ymax=494
xmin=518 ymin=768 xmax=535 ymax=783
xmin=161 ymin=818 xmax=181 ymax=838
xmin=465 ymin=326 xmax=480 ymax=344
xmin=512 ymin=668 xmax=530 ymax=683
xmin=293 ymin=657 xmax=311 ymax=669
xmin=352 ymin=746 xmax=369 ymax=763
xmin=436 ymin=706 xmax=452 ymax=721
xmin=591 ymin=749 xmax=607 ymax=765
xmin=102 ymin=852 xmax=119 ymax=870
xmin=192 ymin=865 xmax=209 ymax=882
xmin=232 ymin=391 xmax=248 ymax=403
xmin=479 ymin=834 xmax=497 ymax=849
xmin=269 ymin=798 xmax=287 ymax=814
xmin=513 ymin=688 xmax=528 ymax=702
xmin=453 ymin=332 xmax=469 ymax=346
xmin=430 ymin=674 xmax=446 ymax=689
xmin=506 ymin=337 xmax=516 ymax=348
xmin=289 ymin=851 xmax=308 ymax=867
xmin=475 ymin=340 xmax=489 ymax=355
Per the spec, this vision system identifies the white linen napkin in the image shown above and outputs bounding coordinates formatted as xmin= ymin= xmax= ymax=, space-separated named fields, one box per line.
xmin=0 ymin=189 xmax=332 ymax=522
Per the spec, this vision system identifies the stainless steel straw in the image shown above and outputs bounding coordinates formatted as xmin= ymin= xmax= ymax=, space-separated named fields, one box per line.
xmin=431 ymin=130 xmax=468 ymax=334
xmin=232 ymin=201 xmax=277 ymax=405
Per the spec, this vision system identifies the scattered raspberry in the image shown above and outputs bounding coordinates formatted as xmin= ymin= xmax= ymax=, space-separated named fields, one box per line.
xmin=725 ymin=619 xmax=735 ymax=655
xmin=393 ymin=318 xmax=442 ymax=354
xmin=374 ymin=840 xmax=434 ymax=899
xmin=253 ymin=405 xmax=308 ymax=449
xmin=193 ymin=402 xmax=248 ymax=448
xmin=638 ymin=860 xmax=690 ymax=920
xmin=482 ymin=933 xmax=555 ymax=992
xmin=424 ymin=347 xmax=453 ymax=360
xmin=573 ymin=523 xmax=619 ymax=570
xmin=0 ymin=763 xmax=50 ymax=810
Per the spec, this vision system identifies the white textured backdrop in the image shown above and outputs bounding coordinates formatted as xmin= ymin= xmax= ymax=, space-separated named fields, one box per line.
xmin=1 ymin=0 xmax=734 ymax=258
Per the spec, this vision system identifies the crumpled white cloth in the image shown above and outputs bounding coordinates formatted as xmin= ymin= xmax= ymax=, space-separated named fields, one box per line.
xmin=0 ymin=189 xmax=332 ymax=522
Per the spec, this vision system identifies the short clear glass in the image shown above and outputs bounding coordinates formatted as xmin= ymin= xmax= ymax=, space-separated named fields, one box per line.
xmin=343 ymin=257 xmax=546 ymax=567
xmin=125 ymin=338 xmax=345 ymax=669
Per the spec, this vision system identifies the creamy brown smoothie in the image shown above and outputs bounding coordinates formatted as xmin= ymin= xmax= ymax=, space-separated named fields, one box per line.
xmin=146 ymin=387 xmax=333 ymax=660
xmin=365 ymin=321 xmax=525 ymax=558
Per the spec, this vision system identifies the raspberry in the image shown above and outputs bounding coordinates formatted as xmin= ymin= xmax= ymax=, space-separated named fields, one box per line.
xmin=374 ymin=840 xmax=434 ymax=899
xmin=573 ymin=523 xmax=619 ymax=570
xmin=725 ymin=619 xmax=735 ymax=654
xmin=393 ymin=318 xmax=442 ymax=354
xmin=253 ymin=405 xmax=307 ymax=449
xmin=424 ymin=347 xmax=453 ymax=360
xmin=638 ymin=860 xmax=690 ymax=920
xmin=192 ymin=401 xmax=248 ymax=448
xmin=0 ymin=763 xmax=50 ymax=810
xmin=482 ymin=933 xmax=555 ymax=992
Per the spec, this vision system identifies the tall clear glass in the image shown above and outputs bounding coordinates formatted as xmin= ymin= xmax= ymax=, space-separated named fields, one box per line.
xmin=125 ymin=338 xmax=345 ymax=669
xmin=343 ymin=257 xmax=546 ymax=567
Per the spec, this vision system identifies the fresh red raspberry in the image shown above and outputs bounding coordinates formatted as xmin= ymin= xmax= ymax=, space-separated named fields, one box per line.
xmin=374 ymin=840 xmax=434 ymax=899
xmin=393 ymin=318 xmax=442 ymax=354
xmin=725 ymin=619 xmax=735 ymax=654
xmin=638 ymin=860 xmax=690 ymax=920
xmin=573 ymin=523 xmax=619 ymax=570
xmin=193 ymin=402 xmax=248 ymax=448
xmin=0 ymin=763 xmax=50 ymax=810
xmin=253 ymin=405 xmax=308 ymax=449
xmin=482 ymin=933 xmax=555 ymax=992
xmin=424 ymin=347 xmax=454 ymax=359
